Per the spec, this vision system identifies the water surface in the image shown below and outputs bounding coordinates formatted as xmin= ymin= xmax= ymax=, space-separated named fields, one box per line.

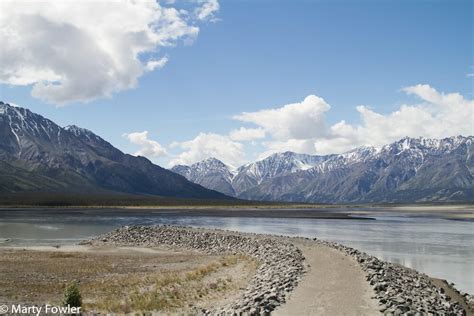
xmin=0 ymin=208 xmax=472 ymax=294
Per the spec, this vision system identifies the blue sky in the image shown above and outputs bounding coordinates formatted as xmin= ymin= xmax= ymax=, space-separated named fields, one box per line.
xmin=1 ymin=0 xmax=473 ymax=166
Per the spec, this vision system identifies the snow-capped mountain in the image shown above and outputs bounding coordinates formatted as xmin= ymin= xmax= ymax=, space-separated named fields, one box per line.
xmin=232 ymin=152 xmax=329 ymax=194
xmin=172 ymin=152 xmax=331 ymax=196
xmin=0 ymin=101 xmax=228 ymax=200
xmin=171 ymin=136 xmax=474 ymax=203
xmin=171 ymin=158 xmax=237 ymax=196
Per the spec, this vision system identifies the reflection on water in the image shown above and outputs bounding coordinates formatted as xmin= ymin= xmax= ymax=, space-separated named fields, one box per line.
xmin=0 ymin=210 xmax=472 ymax=294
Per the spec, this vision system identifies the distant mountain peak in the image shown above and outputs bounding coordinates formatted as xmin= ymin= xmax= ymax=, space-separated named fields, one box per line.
xmin=339 ymin=145 xmax=378 ymax=161
xmin=64 ymin=124 xmax=101 ymax=140
xmin=171 ymin=157 xmax=237 ymax=196
xmin=65 ymin=124 xmax=91 ymax=135
xmin=200 ymin=157 xmax=228 ymax=166
xmin=0 ymin=101 xmax=32 ymax=118
xmin=185 ymin=157 xmax=235 ymax=172
xmin=382 ymin=135 xmax=472 ymax=154
xmin=171 ymin=135 xmax=473 ymax=202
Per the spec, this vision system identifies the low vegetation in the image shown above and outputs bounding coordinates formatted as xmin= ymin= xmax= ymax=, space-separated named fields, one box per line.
xmin=63 ymin=282 xmax=82 ymax=308
xmin=0 ymin=248 xmax=258 ymax=313
xmin=96 ymin=255 xmax=253 ymax=313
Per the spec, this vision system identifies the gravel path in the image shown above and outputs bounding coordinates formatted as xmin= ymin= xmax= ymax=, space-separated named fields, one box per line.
xmin=321 ymin=240 xmax=469 ymax=315
xmin=92 ymin=225 xmax=471 ymax=315
xmin=274 ymin=240 xmax=379 ymax=315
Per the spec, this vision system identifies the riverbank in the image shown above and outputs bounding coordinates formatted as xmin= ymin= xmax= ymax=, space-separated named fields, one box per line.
xmin=93 ymin=225 xmax=472 ymax=315
xmin=1 ymin=204 xmax=472 ymax=221
xmin=1 ymin=225 xmax=472 ymax=314
xmin=0 ymin=206 xmax=370 ymax=220
xmin=90 ymin=225 xmax=307 ymax=314
xmin=0 ymin=244 xmax=258 ymax=313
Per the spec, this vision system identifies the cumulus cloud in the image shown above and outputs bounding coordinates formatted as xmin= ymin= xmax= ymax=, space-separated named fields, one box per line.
xmin=122 ymin=84 xmax=472 ymax=166
xmin=169 ymin=133 xmax=245 ymax=167
xmin=229 ymin=127 xmax=266 ymax=141
xmin=0 ymin=0 xmax=218 ymax=105
xmin=234 ymin=95 xmax=330 ymax=141
xmin=234 ymin=85 xmax=474 ymax=158
xmin=123 ymin=131 xmax=168 ymax=158
xmin=324 ymin=84 xmax=474 ymax=152
xmin=145 ymin=56 xmax=169 ymax=72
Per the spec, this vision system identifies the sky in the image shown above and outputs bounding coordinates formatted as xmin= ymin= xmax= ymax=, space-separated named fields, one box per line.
xmin=0 ymin=0 xmax=473 ymax=167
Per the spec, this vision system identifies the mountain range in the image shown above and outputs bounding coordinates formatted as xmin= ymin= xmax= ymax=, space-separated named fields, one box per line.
xmin=171 ymin=136 xmax=474 ymax=203
xmin=0 ymin=101 xmax=228 ymax=200
xmin=1 ymin=101 xmax=472 ymax=204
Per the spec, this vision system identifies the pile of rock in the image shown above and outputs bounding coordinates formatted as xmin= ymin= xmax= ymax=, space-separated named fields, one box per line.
xmin=92 ymin=225 xmax=470 ymax=315
xmin=93 ymin=225 xmax=305 ymax=314
xmin=320 ymin=240 xmax=467 ymax=315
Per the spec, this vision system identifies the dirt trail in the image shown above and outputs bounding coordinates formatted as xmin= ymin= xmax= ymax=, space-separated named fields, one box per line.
xmin=275 ymin=240 xmax=380 ymax=316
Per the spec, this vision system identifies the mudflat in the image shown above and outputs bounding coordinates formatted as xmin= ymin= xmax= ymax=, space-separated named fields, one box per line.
xmin=0 ymin=206 xmax=372 ymax=220
xmin=1 ymin=204 xmax=473 ymax=220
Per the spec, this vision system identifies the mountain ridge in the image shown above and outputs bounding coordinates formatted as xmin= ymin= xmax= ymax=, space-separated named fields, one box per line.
xmin=171 ymin=135 xmax=474 ymax=203
xmin=0 ymin=101 xmax=230 ymax=200
xmin=2 ymin=101 xmax=471 ymax=203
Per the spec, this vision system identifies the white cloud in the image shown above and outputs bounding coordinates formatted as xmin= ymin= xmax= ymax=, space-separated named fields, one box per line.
xmin=169 ymin=133 xmax=245 ymax=167
xmin=233 ymin=85 xmax=473 ymax=157
xmin=229 ymin=127 xmax=265 ymax=141
xmin=312 ymin=84 xmax=474 ymax=154
xmin=195 ymin=0 xmax=220 ymax=22
xmin=123 ymin=131 xmax=168 ymax=158
xmin=122 ymin=85 xmax=472 ymax=167
xmin=234 ymin=95 xmax=330 ymax=141
xmin=0 ymin=0 xmax=219 ymax=105
xmin=145 ymin=56 xmax=169 ymax=72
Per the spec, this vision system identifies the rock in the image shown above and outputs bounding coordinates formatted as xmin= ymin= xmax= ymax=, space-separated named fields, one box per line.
xmin=91 ymin=225 xmax=306 ymax=314
xmin=319 ymin=240 xmax=467 ymax=316
xmin=90 ymin=225 xmax=467 ymax=316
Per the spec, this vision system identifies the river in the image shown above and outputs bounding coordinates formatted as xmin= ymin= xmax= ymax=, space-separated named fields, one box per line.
xmin=0 ymin=208 xmax=472 ymax=294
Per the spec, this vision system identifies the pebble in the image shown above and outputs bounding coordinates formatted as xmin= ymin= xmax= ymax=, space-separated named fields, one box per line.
xmin=93 ymin=225 xmax=306 ymax=315
xmin=319 ymin=239 xmax=468 ymax=315
xmin=91 ymin=225 xmax=470 ymax=315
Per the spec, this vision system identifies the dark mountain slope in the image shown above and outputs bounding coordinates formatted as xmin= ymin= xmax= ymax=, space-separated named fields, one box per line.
xmin=173 ymin=136 xmax=473 ymax=203
xmin=240 ymin=137 xmax=473 ymax=203
xmin=0 ymin=102 xmax=229 ymax=200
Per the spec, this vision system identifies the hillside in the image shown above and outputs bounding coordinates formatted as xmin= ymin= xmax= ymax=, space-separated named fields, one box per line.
xmin=0 ymin=102 xmax=230 ymax=200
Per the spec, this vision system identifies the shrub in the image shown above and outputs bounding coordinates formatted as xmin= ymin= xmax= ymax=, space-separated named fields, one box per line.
xmin=63 ymin=282 xmax=82 ymax=308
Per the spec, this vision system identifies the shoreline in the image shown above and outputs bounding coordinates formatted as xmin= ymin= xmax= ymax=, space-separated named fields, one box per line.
xmin=89 ymin=225 xmax=307 ymax=314
xmin=1 ymin=225 xmax=472 ymax=314
xmin=1 ymin=204 xmax=473 ymax=210
xmin=321 ymin=239 xmax=473 ymax=315
xmin=91 ymin=225 xmax=472 ymax=315
xmin=0 ymin=206 xmax=375 ymax=220
xmin=1 ymin=205 xmax=473 ymax=220
xmin=1 ymin=204 xmax=472 ymax=220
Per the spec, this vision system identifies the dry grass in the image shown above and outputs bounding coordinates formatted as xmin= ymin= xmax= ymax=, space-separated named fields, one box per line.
xmin=90 ymin=255 xmax=255 ymax=313
xmin=0 ymin=248 xmax=258 ymax=313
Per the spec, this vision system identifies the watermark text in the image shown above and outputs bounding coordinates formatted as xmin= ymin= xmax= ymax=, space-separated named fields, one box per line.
xmin=0 ymin=304 xmax=81 ymax=315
